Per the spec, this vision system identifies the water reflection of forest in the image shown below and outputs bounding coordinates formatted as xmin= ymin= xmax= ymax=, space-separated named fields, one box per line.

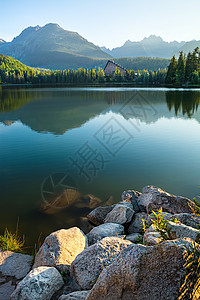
xmin=166 ymin=91 xmax=200 ymax=117
xmin=0 ymin=87 xmax=200 ymax=119
xmin=0 ymin=87 xmax=34 ymax=112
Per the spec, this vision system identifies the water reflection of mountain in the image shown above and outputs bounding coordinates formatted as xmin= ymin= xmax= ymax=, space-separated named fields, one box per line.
xmin=0 ymin=87 xmax=200 ymax=134
xmin=0 ymin=88 xmax=110 ymax=134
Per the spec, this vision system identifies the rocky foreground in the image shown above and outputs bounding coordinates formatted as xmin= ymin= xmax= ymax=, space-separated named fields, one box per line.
xmin=1 ymin=186 xmax=200 ymax=300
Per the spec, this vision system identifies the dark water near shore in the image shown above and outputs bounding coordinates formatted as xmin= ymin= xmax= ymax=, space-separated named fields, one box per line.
xmin=0 ymin=86 xmax=200 ymax=249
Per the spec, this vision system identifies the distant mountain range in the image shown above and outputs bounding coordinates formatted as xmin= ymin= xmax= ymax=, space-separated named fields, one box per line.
xmin=0 ymin=24 xmax=200 ymax=70
xmin=0 ymin=39 xmax=6 ymax=45
xmin=101 ymin=35 xmax=200 ymax=59
xmin=0 ymin=23 xmax=111 ymax=69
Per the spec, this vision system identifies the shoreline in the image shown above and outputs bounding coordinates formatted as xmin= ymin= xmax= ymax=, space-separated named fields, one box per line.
xmin=1 ymin=185 xmax=200 ymax=299
xmin=1 ymin=82 xmax=200 ymax=89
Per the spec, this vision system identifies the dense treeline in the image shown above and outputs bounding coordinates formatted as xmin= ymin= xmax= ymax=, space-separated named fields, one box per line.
xmin=1 ymin=50 xmax=200 ymax=86
xmin=166 ymin=47 xmax=200 ymax=85
xmin=0 ymin=55 xmax=167 ymax=85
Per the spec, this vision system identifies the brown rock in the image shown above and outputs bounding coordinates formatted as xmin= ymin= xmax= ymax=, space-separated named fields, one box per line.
xmin=138 ymin=185 xmax=197 ymax=214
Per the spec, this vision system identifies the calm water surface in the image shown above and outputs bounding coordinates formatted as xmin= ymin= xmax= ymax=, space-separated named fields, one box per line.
xmin=0 ymin=86 xmax=200 ymax=248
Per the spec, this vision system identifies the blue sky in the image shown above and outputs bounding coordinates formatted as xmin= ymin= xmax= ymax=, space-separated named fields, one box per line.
xmin=1 ymin=0 xmax=200 ymax=49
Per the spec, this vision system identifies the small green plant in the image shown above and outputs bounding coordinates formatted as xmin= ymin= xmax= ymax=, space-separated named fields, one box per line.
xmin=150 ymin=208 xmax=170 ymax=240
xmin=61 ymin=270 xmax=70 ymax=284
xmin=171 ymin=217 xmax=181 ymax=224
xmin=179 ymin=242 xmax=200 ymax=300
xmin=135 ymin=235 xmax=144 ymax=244
xmin=141 ymin=218 xmax=149 ymax=234
xmin=0 ymin=228 xmax=24 ymax=253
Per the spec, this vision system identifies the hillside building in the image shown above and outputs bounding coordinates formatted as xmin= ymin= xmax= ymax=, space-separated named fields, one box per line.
xmin=104 ymin=60 xmax=127 ymax=76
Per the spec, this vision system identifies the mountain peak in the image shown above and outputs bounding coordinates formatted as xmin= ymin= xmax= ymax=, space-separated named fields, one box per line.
xmin=0 ymin=39 xmax=6 ymax=44
xmin=124 ymin=40 xmax=133 ymax=46
xmin=0 ymin=23 xmax=111 ymax=69
xmin=43 ymin=23 xmax=61 ymax=29
xmin=142 ymin=35 xmax=164 ymax=44
xmin=12 ymin=25 xmax=41 ymax=42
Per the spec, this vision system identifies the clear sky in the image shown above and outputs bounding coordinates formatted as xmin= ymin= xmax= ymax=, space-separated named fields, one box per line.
xmin=1 ymin=0 xmax=200 ymax=49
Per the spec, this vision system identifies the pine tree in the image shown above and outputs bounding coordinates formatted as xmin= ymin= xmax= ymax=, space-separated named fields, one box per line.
xmin=165 ymin=55 xmax=177 ymax=84
xmin=176 ymin=51 xmax=185 ymax=84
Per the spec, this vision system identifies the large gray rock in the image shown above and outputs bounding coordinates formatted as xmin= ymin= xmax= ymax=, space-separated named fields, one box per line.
xmin=149 ymin=212 xmax=200 ymax=228
xmin=86 ymin=239 xmax=196 ymax=300
xmin=138 ymin=185 xmax=197 ymax=214
xmin=0 ymin=281 xmax=15 ymax=300
xmin=87 ymin=206 xmax=113 ymax=226
xmin=143 ymin=225 xmax=164 ymax=246
xmin=126 ymin=233 xmax=143 ymax=243
xmin=127 ymin=212 xmax=148 ymax=234
xmin=59 ymin=291 xmax=90 ymax=300
xmin=170 ymin=213 xmax=200 ymax=229
xmin=0 ymin=250 xmax=33 ymax=300
xmin=33 ymin=228 xmax=87 ymax=272
xmin=86 ymin=223 xmax=124 ymax=245
xmin=104 ymin=202 xmax=134 ymax=225
xmin=70 ymin=237 xmax=132 ymax=290
xmin=148 ymin=212 xmax=200 ymax=230
xmin=168 ymin=221 xmax=200 ymax=242
xmin=0 ymin=250 xmax=32 ymax=279
xmin=121 ymin=190 xmax=141 ymax=212
xmin=11 ymin=266 xmax=64 ymax=300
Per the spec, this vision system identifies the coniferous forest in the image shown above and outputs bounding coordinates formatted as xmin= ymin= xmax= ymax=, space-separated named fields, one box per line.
xmin=166 ymin=47 xmax=200 ymax=85
xmin=0 ymin=48 xmax=200 ymax=86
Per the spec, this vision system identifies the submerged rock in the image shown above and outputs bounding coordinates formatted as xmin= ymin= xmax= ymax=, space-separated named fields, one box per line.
xmin=75 ymin=194 xmax=102 ymax=209
xmin=70 ymin=237 xmax=132 ymax=290
xmin=33 ymin=227 xmax=87 ymax=272
xmin=86 ymin=223 xmax=124 ymax=245
xmin=11 ymin=266 xmax=64 ymax=300
xmin=42 ymin=189 xmax=81 ymax=215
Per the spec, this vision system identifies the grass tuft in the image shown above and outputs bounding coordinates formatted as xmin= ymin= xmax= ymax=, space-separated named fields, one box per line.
xmin=0 ymin=220 xmax=25 ymax=253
